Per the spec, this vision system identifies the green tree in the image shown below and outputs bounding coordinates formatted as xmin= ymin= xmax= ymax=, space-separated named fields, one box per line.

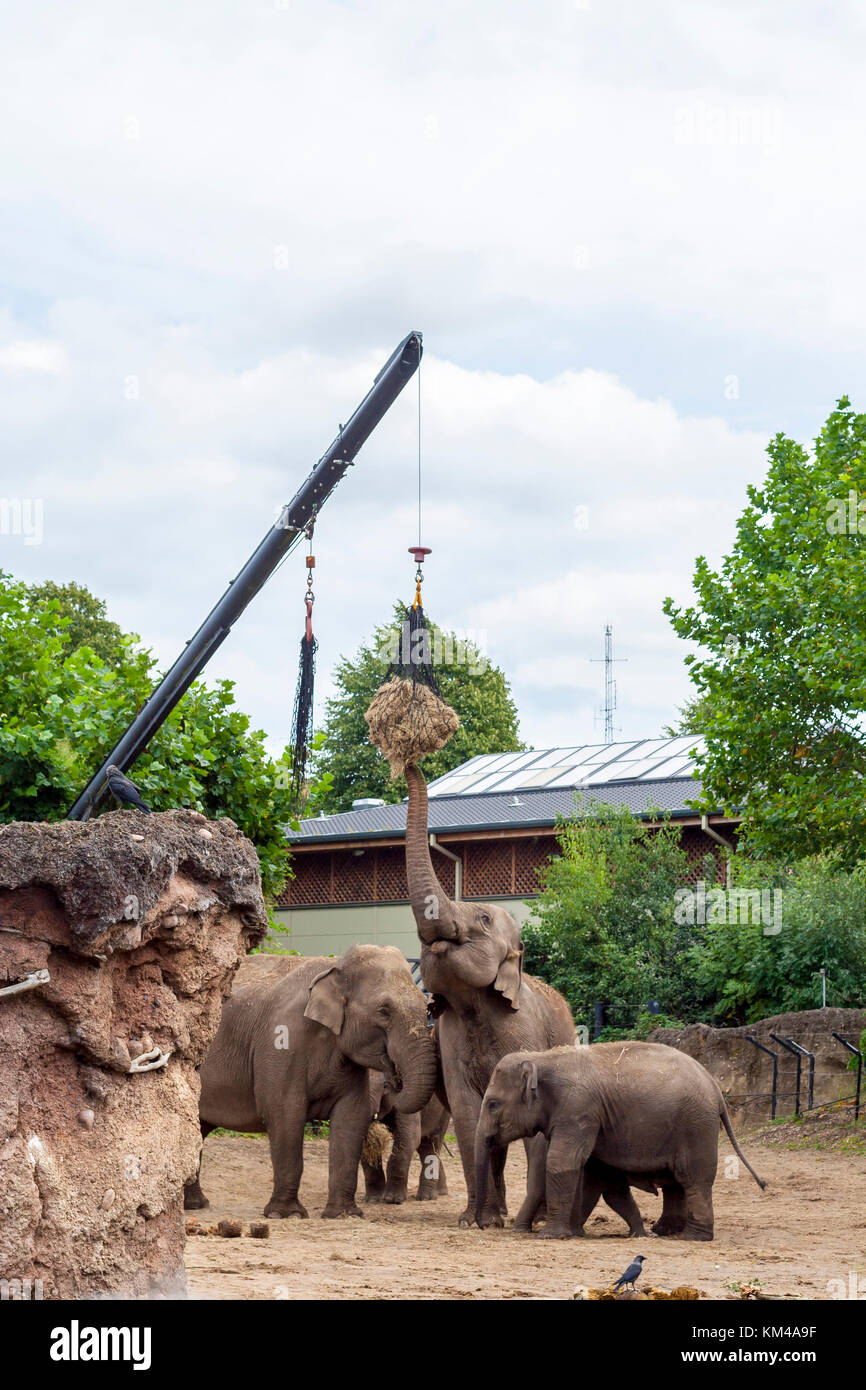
xmin=0 ymin=571 xmax=294 ymax=898
xmin=26 ymin=579 xmax=127 ymax=664
xmin=312 ymin=606 xmax=523 ymax=812
xmin=521 ymin=801 xmax=693 ymax=1032
xmin=664 ymin=398 xmax=866 ymax=865
xmin=688 ymin=853 xmax=866 ymax=1023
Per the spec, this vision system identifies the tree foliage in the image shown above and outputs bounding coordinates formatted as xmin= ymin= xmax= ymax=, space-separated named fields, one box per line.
xmin=311 ymin=606 xmax=523 ymax=812
xmin=688 ymin=852 xmax=866 ymax=1023
xmin=0 ymin=571 xmax=294 ymax=898
xmin=664 ymin=398 xmax=866 ymax=864
xmin=521 ymin=801 xmax=693 ymax=1032
xmin=26 ymin=579 xmax=127 ymax=664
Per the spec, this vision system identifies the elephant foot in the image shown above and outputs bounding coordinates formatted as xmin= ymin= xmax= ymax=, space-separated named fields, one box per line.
xmin=384 ymin=1190 xmax=407 ymax=1205
xmin=416 ymin=1182 xmax=437 ymax=1202
xmin=628 ymin=1224 xmax=648 ymax=1238
xmin=183 ymin=1186 xmax=209 ymax=1211
xmin=475 ymin=1204 xmax=505 ymax=1230
xmin=651 ymin=1220 xmax=683 ymax=1237
xmin=676 ymin=1225 xmax=714 ymax=1242
xmin=264 ymin=1197 xmax=308 ymax=1219
xmin=535 ymin=1224 xmax=573 ymax=1240
xmin=364 ymin=1191 xmax=385 ymax=1205
xmin=322 ymin=1201 xmax=364 ymax=1219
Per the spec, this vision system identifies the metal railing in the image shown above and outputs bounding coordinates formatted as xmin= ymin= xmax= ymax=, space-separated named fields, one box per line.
xmin=732 ymin=1032 xmax=863 ymax=1122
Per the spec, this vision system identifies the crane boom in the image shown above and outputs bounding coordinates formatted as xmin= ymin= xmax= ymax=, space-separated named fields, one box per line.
xmin=67 ymin=330 xmax=423 ymax=821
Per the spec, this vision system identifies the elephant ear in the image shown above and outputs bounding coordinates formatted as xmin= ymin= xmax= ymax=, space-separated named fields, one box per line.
xmin=304 ymin=966 xmax=345 ymax=1035
xmin=493 ymin=944 xmax=523 ymax=1010
xmin=520 ymin=1059 xmax=538 ymax=1103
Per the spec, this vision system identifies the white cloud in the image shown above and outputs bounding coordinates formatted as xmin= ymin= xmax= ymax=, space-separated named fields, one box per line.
xmin=0 ymin=0 xmax=857 ymax=759
xmin=0 ymin=339 xmax=66 ymax=374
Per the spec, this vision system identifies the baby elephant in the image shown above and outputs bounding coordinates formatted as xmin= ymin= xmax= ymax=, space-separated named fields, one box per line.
xmin=185 ymin=946 xmax=437 ymax=1219
xmin=475 ymin=1042 xmax=766 ymax=1241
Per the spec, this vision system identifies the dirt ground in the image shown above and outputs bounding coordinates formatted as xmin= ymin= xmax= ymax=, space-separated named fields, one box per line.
xmin=184 ymin=1132 xmax=866 ymax=1300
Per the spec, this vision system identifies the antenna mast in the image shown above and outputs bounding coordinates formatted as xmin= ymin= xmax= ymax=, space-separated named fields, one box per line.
xmin=591 ymin=624 xmax=627 ymax=744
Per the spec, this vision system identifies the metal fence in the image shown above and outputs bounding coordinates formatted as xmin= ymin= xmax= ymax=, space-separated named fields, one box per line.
xmin=730 ymin=1032 xmax=863 ymax=1122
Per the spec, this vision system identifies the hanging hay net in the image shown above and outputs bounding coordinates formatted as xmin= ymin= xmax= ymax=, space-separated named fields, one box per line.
xmin=365 ymin=677 xmax=459 ymax=777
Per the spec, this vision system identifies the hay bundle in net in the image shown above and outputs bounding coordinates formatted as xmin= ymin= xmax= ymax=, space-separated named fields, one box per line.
xmin=362 ymin=1121 xmax=394 ymax=1166
xmin=365 ymin=677 xmax=460 ymax=777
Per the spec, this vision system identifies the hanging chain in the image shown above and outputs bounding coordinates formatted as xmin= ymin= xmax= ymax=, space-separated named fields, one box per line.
xmin=304 ymin=510 xmax=316 ymax=640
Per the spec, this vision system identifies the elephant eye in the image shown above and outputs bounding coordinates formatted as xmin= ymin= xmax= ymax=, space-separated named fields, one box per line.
xmin=478 ymin=912 xmax=491 ymax=927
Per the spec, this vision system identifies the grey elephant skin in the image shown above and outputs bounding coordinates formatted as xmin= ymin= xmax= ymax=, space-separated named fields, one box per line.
xmin=184 ymin=946 xmax=437 ymax=1219
xmin=403 ymin=762 xmax=575 ymax=1227
xmin=362 ymin=1073 xmax=451 ymax=1205
xmin=475 ymin=1042 xmax=767 ymax=1240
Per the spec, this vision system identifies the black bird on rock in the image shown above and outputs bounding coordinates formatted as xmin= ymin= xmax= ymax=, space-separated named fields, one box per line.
xmin=104 ymin=764 xmax=151 ymax=814
xmin=612 ymin=1255 xmax=646 ymax=1292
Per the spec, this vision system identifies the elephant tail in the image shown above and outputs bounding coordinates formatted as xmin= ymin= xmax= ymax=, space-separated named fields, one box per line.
xmin=719 ymin=1100 xmax=767 ymax=1190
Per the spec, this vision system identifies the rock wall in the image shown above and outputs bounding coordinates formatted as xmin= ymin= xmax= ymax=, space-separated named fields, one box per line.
xmin=649 ymin=1008 xmax=866 ymax=1125
xmin=0 ymin=809 xmax=267 ymax=1299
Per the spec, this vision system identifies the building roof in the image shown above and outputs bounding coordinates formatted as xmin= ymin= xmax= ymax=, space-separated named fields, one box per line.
xmin=289 ymin=738 xmax=708 ymax=846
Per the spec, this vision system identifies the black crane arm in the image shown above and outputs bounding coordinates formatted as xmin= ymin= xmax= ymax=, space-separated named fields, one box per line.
xmin=67 ymin=330 xmax=422 ymax=821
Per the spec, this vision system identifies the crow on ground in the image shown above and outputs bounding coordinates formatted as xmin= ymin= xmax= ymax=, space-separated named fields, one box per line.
xmin=104 ymin=764 xmax=151 ymax=813
xmin=612 ymin=1255 xmax=646 ymax=1292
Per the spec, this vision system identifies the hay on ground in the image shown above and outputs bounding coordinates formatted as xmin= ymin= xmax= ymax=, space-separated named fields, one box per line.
xmin=364 ymin=678 xmax=459 ymax=776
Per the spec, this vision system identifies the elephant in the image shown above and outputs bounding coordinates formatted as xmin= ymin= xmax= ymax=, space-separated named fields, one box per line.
xmin=474 ymin=1042 xmax=767 ymax=1240
xmin=361 ymin=1074 xmax=451 ymax=1204
xmin=183 ymin=945 xmax=438 ymax=1219
xmin=404 ymin=761 xmax=575 ymax=1227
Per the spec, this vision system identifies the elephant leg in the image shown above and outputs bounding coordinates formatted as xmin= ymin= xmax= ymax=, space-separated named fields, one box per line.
xmin=514 ymin=1134 xmax=548 ymax=1233
xmin=322 ymin=1088 xmax=368 ymax=1219
xmin=652 ymin=1182 xmax=687 ymax=1236
xmin=385 ymin=1111 xmax=421 ymax=1204
xmin=416 ymin=1105 xmax=450 ymax=1199
xmin=536 ymin=1131 xmax=594 ymax=1240
xmin=263 ymin=1101 xmax=309 ymax=1219
xmin=568 ymin=1170 xmax=603 ymax=1237
xmin=678 ymin=1183 xmax=715 ymax=1241
xmin=361 ymin=1154 xmax=387 ymax=1203
xmin=601 ymin=1185 xmax=647 ymax=1237
xmin=451 ymin=1093 xmax=501 ymax=1228
xmin=183 ymin=1122 xmax=214 ymax=1210
xmin=417 ymin=1134 xmax=444 ymax=1199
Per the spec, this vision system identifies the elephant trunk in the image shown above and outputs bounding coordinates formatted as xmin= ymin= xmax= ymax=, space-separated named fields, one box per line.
xmin=387 ymin=1027 xmax=438 ymax=1115
xmin=404 ymin=763 xmax=457 ymax=942
xmin=474 ymin=1131 xmax=496 ymax=1225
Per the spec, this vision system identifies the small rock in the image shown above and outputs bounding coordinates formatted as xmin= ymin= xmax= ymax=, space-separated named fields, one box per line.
xmin=217 ymin=1219 xmax=242 ymax=1238
xmin=102 ymin=1188 xmax=116 ymax=1210
xmin=197 ymin=829 xmax=213 ymax=840
xmin=77 ymin=1108 xmax=95 ymax=1130
xmin=249 ymin=1222 xmax=270 ymax=1239
xmin=163 ymin=915 xmax=180 ymax=928
xmin=130 ymin=834 xmax=145 ymax=843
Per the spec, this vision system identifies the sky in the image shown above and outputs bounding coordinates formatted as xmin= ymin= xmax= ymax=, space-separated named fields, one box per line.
xmin=2 ymin=1 xmax=865 ymax=757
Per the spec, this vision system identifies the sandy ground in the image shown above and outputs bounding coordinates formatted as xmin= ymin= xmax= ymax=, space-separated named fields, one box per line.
xmin=183 ymin=1132 xmax=866 ymax=1301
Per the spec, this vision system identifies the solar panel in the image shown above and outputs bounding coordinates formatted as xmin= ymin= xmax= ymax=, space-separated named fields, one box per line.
xmin=427 ymin=737 xmax=704 ymax=797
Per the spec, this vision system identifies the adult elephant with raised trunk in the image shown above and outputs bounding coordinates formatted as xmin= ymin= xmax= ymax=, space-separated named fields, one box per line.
xmin=404 ymin=762 xmax=575 ymax=1228
xmin=184 ymin=946 xmax=437 ymax=1219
